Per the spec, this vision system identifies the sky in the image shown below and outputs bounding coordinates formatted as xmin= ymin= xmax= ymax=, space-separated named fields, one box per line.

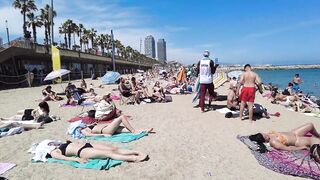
xmin=0 ymin=0 xmax=320 ymax=65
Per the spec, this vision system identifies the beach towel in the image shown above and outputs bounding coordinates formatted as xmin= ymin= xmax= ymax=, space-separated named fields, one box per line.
xmin=47 ymin=158 xmax=122 ymax=170
xmin=216 ymin=108 xmax=240 ymax=117
xmin=192 ymin=77 xmax=200 ymax=103
xmin=59 ymin=102 xmax=95 ymax=108
xmin=177 ymin=67 xmax=186 ymax=82
xmin=237 ymin=135 xmax=320 ymax=179
xmin=67 ymin=116 xmax=97 ymax=124
xmin=0 ymin=127 xmax=24 ymax=138
xmin=67 ymin=121 xmax=86 ymax=139
xmin=0 ymin=163 xmax=16 ymax=175
xmin=84 ymin=132 xmax=148 ymax=143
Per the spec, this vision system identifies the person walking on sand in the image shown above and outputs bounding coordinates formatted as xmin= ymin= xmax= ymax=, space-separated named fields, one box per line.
xmin=196 ymin=50 xmax=218 ymax=112
xmin=237 ymin=64 xmax=263 ymax=122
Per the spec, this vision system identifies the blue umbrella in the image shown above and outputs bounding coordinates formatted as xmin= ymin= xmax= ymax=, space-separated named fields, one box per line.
xmin=101 ymin=71 xmax=121 ymax=84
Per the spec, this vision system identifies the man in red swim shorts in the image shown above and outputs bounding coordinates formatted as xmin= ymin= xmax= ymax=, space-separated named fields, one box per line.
xmin=237 ymin=64 xmax=263 ymax=122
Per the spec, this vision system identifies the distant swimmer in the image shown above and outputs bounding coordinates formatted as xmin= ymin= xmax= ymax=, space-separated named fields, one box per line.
xmin=237 ymin=64 xmax=263 ymax=122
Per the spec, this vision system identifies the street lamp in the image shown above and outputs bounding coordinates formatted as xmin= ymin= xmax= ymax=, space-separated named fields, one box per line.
xmin=5 ymin=20 xmax=10 ymax=46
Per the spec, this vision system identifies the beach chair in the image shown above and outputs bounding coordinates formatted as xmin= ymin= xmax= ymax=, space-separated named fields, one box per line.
xmin=118 ymin=85 xmax=135 ymax=105
xmin=119 ymin=92 xmax=135 ymax=105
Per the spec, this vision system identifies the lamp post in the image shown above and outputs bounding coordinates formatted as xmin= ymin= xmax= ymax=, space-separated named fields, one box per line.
xmin=111 ymin=29 xmax=115 ymax=71
xmin=51 ymin=0 xmax=54 ymax=45
xmin=5 ymin=20 xmax=10 ymax=47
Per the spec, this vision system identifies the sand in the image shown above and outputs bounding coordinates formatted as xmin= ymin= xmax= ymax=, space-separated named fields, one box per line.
xmin=0 ymin=79 xmax=319 ymax=180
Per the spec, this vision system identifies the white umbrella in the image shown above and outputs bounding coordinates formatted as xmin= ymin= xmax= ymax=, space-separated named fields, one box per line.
xmin=44 ymin=69 xmax=71 ymax=81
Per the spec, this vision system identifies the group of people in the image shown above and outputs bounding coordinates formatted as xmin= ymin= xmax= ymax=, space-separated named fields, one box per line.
xmin=195 ymin=50 xmax=320 ymax=164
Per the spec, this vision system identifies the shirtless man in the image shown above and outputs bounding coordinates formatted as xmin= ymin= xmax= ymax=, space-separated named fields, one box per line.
xmin=227 ymin=84 xmax=239 ymax=111
xmin=292 ymin=73 xmax=302 ymax=93
xmin=237 ymin=64 xmax=263 ymax=122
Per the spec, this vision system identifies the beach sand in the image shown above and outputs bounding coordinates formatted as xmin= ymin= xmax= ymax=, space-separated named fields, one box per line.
xmin=0 ymin=79 xmax=319 ymax=180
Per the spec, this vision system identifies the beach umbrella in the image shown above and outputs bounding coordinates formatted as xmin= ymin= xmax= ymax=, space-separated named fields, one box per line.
xmin=213 ymin=72 xmax=228 ymax=89
xmin=43 ymin=69 xmax=70 ymax=81
xmin=101 ymin=71 xmax=121 ymax=84
xmin=228 ymin=71 xmax=243 ymax=79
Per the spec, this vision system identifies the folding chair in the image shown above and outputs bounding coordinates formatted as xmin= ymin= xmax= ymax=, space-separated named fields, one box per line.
xmin=119 ymin=93 xmax=135 ymax=105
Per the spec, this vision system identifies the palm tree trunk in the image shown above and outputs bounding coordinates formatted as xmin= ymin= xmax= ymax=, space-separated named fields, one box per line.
xmin=73 ymin=32 xmax=76 ymax=47
xmin=32 ymin=24 xmax=37 ymax=43
xmin=23 ymin=0 xmax=26 ymax=36
xmin=64 ymin=33 xmax=67 ymax=48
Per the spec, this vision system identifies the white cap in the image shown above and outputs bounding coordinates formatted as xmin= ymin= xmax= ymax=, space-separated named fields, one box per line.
xmin=203 ymin=50 xmax=210 ymax=57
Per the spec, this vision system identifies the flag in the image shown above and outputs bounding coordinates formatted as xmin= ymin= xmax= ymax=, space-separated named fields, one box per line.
xmin=51 ymin=45 xmax=61 ymax=70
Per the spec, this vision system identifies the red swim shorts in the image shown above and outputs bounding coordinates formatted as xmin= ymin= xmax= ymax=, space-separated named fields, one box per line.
xmin=240 ymin=87 xmax=256 ymax=102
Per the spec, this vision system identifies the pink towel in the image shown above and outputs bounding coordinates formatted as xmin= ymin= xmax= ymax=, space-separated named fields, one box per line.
xmin=0 ymin=163 xmax=16 ymax=175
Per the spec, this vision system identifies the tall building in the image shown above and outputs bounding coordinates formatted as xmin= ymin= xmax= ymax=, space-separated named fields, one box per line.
xmin=144 ymin=35 xmax=155 ymax=58
xmin=157 ymin=39 xmax=167 ymax=62
xmin=0 ymin=37 xmax=3 ymax=47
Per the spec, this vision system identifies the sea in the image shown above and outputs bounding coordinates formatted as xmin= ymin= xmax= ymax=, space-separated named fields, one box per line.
xmin=255 ymin=69 xmax=320 ymax=97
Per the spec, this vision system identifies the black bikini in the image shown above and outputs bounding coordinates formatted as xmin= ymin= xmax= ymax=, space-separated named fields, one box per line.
xmin=47 ymin=140 xmax=93 ymax=158
xmin=59 ymin=140 xmax=72 ymax=155
xmin=77 ymin=143 xmax=93 ymax=156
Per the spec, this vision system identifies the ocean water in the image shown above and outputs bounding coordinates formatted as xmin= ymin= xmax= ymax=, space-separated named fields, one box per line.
xmin=255 ymin=69 xmax=320 ymax=97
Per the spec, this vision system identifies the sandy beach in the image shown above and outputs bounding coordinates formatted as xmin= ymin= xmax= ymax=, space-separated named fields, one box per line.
xmin=0 ymin=79 xmax=319 ymax=180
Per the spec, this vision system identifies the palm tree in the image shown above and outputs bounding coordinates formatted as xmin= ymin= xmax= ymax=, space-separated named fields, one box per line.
xmin=71 ymin=22 xmax=79 ymax=49
xmin=78 ymin=24 xmax=84 ymax=51
xmin=13 ymin=0 xmax=37 ymax=38
xmin=40 ymin=4 xmax=56 ymax=45
xmin=88 ymin=28 xmax=97 ymax=49
xmin=96 ymin=34 xmax=107 ymax=55
xmin=82 ymin=29 xmax=90 ymax=52
xmin=26 ymin=12 xmax=42 ymax=43
xmin=58 ymin=25 xmax=67 ymax=48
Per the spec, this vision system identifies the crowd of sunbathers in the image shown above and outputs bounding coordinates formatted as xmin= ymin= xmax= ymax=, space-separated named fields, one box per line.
xmin=261 ymin=74 xmax=320 ymax=114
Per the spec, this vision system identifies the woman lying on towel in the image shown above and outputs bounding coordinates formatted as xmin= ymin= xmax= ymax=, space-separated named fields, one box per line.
xmin=249 ymin=123 xmax=320 ymax=153
xmin=46 ymin=140 xmax=148 ymax=163
xmin=0 ymin=102 xmax=53 ymax=123
xmin=79 ymin=114 xmax=153 ymax=137
xmin=0 ymin=121 xmax=42 ymax=130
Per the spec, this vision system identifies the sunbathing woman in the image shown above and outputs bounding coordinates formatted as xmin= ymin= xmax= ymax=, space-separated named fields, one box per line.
xmin=1 ymin=101 xmax=53 ymax=123
xmin=152 ymin=81 xmax=166 ymax=102
xmin=0 ymin=121 xmax=43 ymax=130
xmin=42 ymin=86 xmax=63 ymax=101
xmin=249 ymin=123 xmax=320 ymax=153
xmin=80 ymin=115 xmax=153 ymax=137
xmin=46 ymin=140 xmax=148 ymax=163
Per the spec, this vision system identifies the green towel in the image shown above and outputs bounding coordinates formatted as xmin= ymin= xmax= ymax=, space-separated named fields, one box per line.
xmin=47 ymin=158 xmax=122 ymax=170
xmin=84 ymin=132 xmax=148 ymax=143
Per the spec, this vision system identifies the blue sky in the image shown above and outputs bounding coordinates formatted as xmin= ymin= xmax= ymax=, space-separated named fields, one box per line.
xmin=0 ymin=0 xmax=320 ymax=65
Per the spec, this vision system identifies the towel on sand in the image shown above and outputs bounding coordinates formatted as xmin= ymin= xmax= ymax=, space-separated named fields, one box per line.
xmin=238 ymin=135 xmax=320 ymax=179
xmin=84 ymin=132 xmax=148 ymax=143
xmin=0 ymin=163 xmax=16 ymax=175
xmin=47 ymin=158 xmax=122 ymax=170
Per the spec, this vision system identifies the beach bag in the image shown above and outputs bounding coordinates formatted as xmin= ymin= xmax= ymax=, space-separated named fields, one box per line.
xmin=87 ymin=110 xmax=96 ymax=118
xmin=165 ymin=96 xmax=173 ymax=102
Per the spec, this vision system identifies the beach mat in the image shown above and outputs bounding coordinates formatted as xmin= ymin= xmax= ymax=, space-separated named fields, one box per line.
xmin=84 ymin=132 xmax=148 ymax=143
xmin=0 ymin=163 xmax=16 ymax=175
xmin=47 ymin=158 xmax=122 ymax=170
xmin=212 ymin=72 xmax=227 ymax=89
xmin=237 ymin=135 xmax=320 ymax=179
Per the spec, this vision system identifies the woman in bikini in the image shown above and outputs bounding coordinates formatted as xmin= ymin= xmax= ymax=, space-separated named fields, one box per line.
xmin=152 ymin=81 xmax=165 ymax=102
xmin=80 ymin=114 xmax=153 ymax=137
xmin=249 ymin=123 xmax=320 ymax=152
xmin=47 ymin=140 xmax=148 ymax=163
